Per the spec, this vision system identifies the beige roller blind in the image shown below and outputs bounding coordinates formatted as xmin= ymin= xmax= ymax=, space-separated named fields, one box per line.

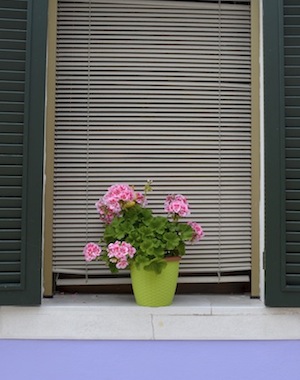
xmin=53 ymin=0 xmax=252 ymax=286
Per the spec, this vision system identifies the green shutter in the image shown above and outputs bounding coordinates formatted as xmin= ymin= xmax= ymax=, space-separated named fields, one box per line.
xmin=265 ymin=0 xmax=300 ymax=306
xmin=0 ymin=0 xmax=48 ymax=305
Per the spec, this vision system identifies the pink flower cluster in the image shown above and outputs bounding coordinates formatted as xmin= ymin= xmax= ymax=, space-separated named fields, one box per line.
xmin=164 ymin=194 xmax=190 ymax=217
xmin=83 ymin=242 xmax=102 ymax=262
xmin=107 ymin=241 xmax=136 ymax=269
xmin=95 ymin=183 xmax=146 ymax=224
xmin=188 ymin=221 xmax=205 ymax=242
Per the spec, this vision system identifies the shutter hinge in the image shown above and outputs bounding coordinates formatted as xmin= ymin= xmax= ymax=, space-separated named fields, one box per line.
xmin=263 ymin=250 xmax=266 ymax=270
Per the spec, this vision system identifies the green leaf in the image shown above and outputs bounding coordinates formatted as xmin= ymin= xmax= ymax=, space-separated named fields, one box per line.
xmin=176 ymin=240 xmax=186 ymax=256
xmin=103 ymin=225 xmax=118 ymax=243
xmin=108 ymin=262 xmax=119 ymax=274
xmin=163 ymin=232 xmax=180 ymax=250
xmin=144 ymin=259 xmax=167 ymax=274
xmin=127 ymin=230 xmax=143 ymax=244
xmin=148 ymin=217 xmax=168 ymax=234
xmin=178 ymin=223 xmax=194 ymax=240
xmin=138 ymin=225 xmax=154 ymax=237
xmin=140 ymin=238 xmax=154 ymax=252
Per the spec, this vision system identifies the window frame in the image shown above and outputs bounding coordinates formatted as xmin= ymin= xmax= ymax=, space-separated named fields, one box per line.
xmin=43 ymin=0 xmax=261 ymax=297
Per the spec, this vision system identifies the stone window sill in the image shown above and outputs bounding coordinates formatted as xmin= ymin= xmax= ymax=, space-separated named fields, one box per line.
xmin=1 ymin=294 xmax=300 ymax=340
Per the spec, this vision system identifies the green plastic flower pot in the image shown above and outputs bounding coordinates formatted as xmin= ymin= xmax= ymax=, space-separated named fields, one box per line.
xmin=130 ymin=257 xmax=180 ymax=307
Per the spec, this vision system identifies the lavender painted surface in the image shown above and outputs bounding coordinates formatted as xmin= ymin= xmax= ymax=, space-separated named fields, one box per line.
xmin=0 ymin=340 xmax=299 ymax=379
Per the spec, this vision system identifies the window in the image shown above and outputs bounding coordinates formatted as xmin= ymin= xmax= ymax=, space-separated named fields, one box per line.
xmin=3 ymin=0 xmax=300 ymax=307
xmin=45 ymin=0 xmax=260 ymax=296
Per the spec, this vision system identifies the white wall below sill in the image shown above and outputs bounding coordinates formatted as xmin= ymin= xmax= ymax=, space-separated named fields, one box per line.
xmin=1 ymin=294 xmax=300 ymax=340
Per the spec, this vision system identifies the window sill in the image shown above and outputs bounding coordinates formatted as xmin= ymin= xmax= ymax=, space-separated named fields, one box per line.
xmin=1 ymin=294 xmax=300 ymax=340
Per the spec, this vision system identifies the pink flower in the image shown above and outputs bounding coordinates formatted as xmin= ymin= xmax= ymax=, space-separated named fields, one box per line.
xmin=104 ymin=184 xmax=135 ymax=204
xmin=135 ymin=191 xmax=147 ymax=206
xmin=83 ymin=242 xmax=102 ymax=262
xmin=116 ymin=259 xmax=129 ymax=269
xmin=107 ymin=241 xmax=136 ymax=269
xmin=96 ymin=183 xmax=145 ymax=223
xmin=164 ymin=194 xmax=190 ymax=217
xmin=188 ymin=222 xmax=205 ymax=242
xmin=95 ymin=199 xmax=118 ymax=224
xmin=95 ymin=183 xmax=150 ymax=225
xmin=105 ymin=198 xmax=122 ymax=213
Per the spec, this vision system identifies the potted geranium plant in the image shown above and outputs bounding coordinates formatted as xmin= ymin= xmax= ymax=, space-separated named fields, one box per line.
xmin=83 ymin=181 xmax=204 ymax=306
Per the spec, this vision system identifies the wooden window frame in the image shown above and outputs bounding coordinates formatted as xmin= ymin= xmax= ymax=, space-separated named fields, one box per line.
xmin=43 ymin=0 xmax=261 ymax=298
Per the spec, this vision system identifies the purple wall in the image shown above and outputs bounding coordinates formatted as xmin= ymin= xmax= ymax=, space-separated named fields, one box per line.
xmin=0 ymin=340 xmax=299 ymax=379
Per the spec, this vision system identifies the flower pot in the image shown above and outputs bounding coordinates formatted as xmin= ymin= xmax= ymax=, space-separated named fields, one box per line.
xmin=130 ymin=257 xmax=180 ymax=307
